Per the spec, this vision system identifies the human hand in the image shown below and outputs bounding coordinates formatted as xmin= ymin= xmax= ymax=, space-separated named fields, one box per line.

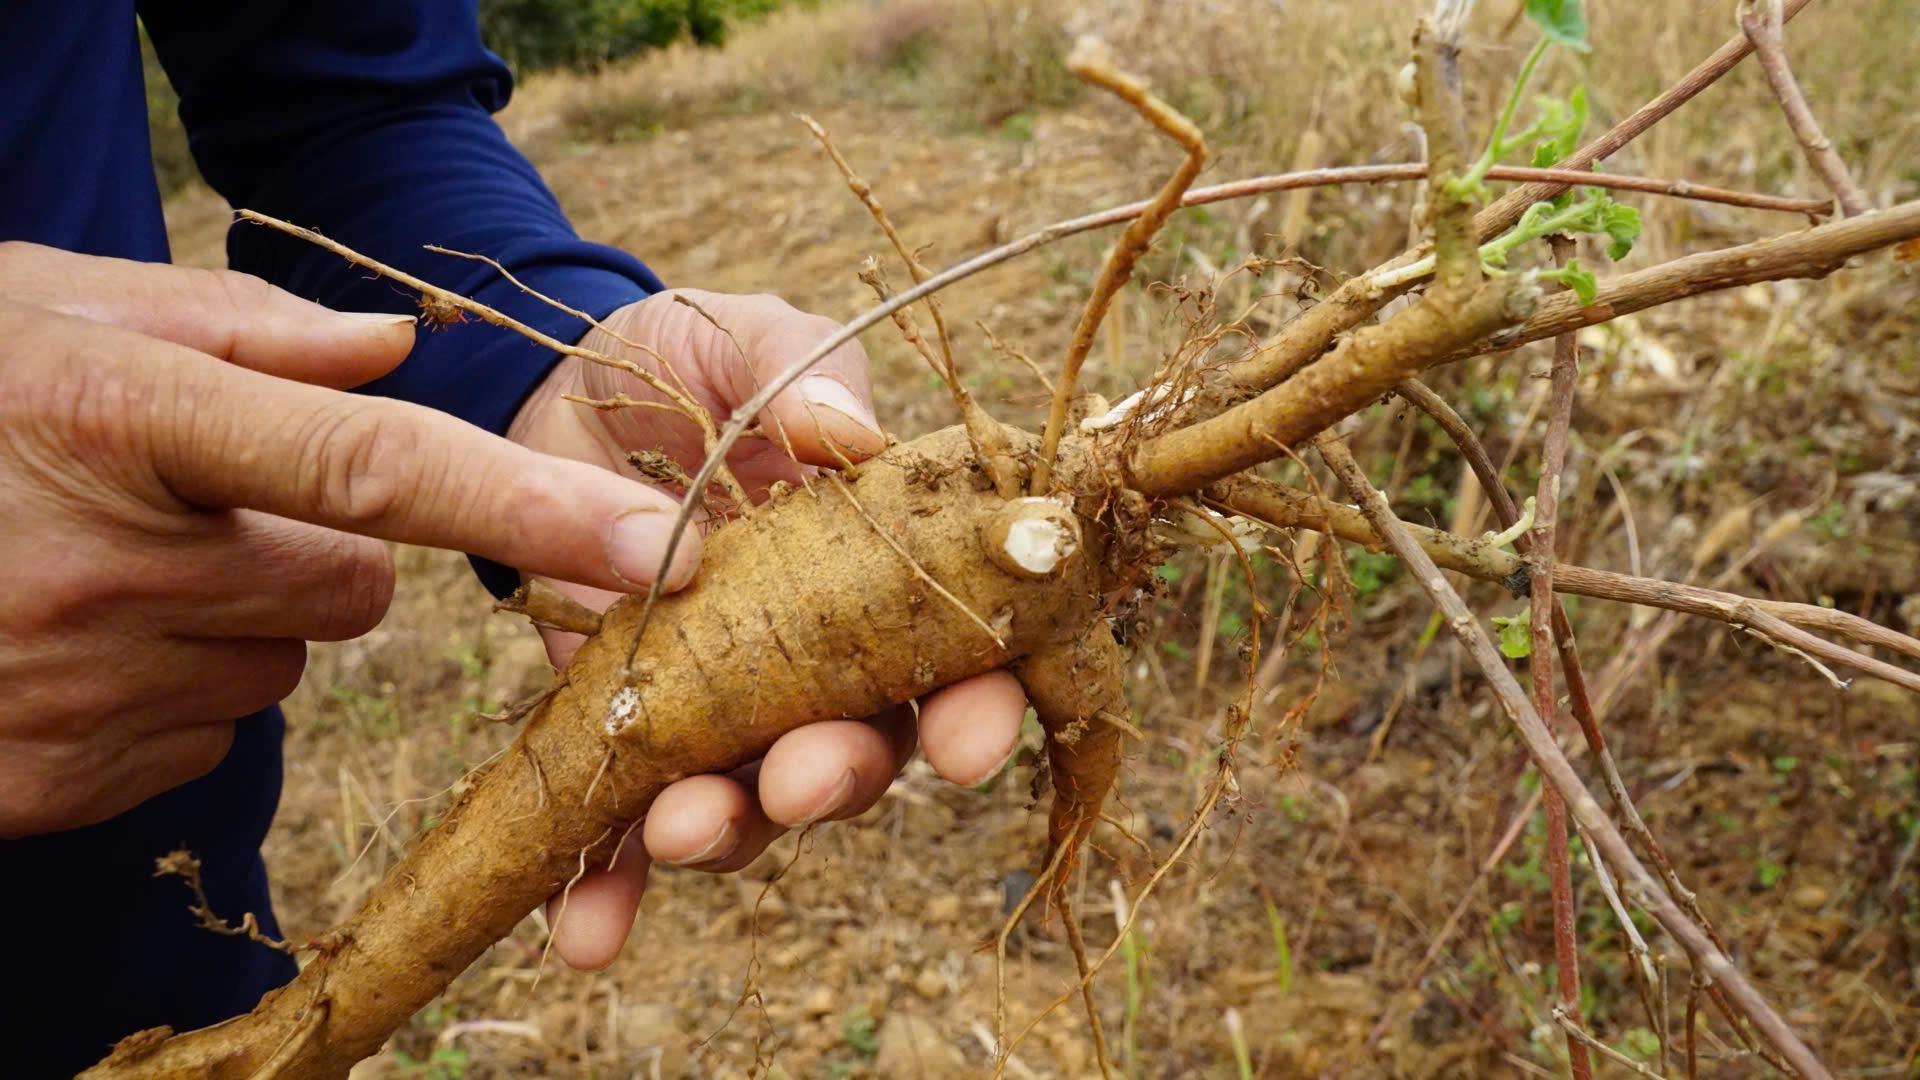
xmin=508 ymin=289 xmax=1029 ymax=970
xmin=0 ymin=245 xmax=706 ymax=837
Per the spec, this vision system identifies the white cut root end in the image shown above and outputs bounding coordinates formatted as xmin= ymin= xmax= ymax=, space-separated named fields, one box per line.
xmin=983 ymin=498 xmax=1083 ymax=580
xmin=604 ymin=684 xmax=641 ymax=737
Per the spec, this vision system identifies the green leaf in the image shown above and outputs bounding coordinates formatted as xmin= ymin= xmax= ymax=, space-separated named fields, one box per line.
xmin=1492 ymin=611 xmax=1534 ymax=659
xmin=1542 ymin=259 xmax=1599 ymax=304
xmin=1601 ymin=200 xmax=1642 ymax=260
xmin=1525 ymin=0 xmax=1592 ymax=53
xmin=1529 ymin=85 xmax=1588 ymax=168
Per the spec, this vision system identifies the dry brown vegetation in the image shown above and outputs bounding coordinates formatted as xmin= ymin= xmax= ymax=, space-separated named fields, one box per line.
xmin=153 ymin=0 xmax=1920 ymax=1076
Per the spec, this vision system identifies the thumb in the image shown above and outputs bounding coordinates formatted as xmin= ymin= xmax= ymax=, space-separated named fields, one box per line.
xmin=674 ymin=290 xmax=888 ymax=467
xmin=0 ymin=240 xmax=415 ymax=388
xmin=50 ymin=310 xmax=703 ymax=593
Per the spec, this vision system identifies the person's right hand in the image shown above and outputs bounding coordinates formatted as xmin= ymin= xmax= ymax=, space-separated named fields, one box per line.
xmin=0 ymin=243 xmax=701 ymax=838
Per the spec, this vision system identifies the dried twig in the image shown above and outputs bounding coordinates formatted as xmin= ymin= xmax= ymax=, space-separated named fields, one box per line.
xmin=494 ymin=580 xmax=603 ymax=637
xmin=1133 ymin=199 xmax=1920 ymax=496
xmin=1534 ymin=234 xmax=1592 ymax=1080
xmin=1553 ymin=1007 xmax=1673 ymax=1079
xmin=1212 ymin=476 xmax=1920 ymax=691
xmin=1031 ymin=36 xmax=1207 ymax=496
xmin=1312 ymin=433 xmax=1832 ymax=1080
xmin=1738 ymin=0 xmax=1870 ymax=216
xmin=154 ymin=850 xmax=299 ymax=955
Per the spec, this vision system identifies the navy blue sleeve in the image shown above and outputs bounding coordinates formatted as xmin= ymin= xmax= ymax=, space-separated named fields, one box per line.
xmin=138 ymin=0 xmax=663 ymax=442
xmin=139 ymin=1 xmax=665 ymax=595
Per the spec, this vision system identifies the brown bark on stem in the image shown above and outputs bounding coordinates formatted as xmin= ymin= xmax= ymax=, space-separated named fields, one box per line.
xmin=1209 ymin=476 xmax=1920 ymax=691
xmin=1311 ymin=433 xmax=1834 ymax=1080
xmin=1739 ymin=0 xmax=1871 ymax=217
xmin=1125 ymin=276 xmax=1535 ymax=495
xmin=1535 ymin=236 xmax=1593 ymax=1080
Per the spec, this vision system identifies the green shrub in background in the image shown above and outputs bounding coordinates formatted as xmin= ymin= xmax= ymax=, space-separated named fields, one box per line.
xmin=479 ymin=0 xmax=800 ymax=73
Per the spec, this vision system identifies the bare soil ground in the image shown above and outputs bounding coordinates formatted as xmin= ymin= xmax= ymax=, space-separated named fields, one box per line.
xmin=164 ymin=1 xmax=1920 ymax=1076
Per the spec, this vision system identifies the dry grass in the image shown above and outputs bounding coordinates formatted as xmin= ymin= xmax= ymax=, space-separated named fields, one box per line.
xmin=160 ymin=0 xmax=1920 ymax=1076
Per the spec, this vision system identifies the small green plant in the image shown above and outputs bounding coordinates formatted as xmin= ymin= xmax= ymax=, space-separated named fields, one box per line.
xmin=1492 ymin=608 xmax=1534 ymax=659
xmin=1344 ymin=547 xmax=1401 ymax=598
xmin=1265 ymin=901 xmax=1294 ymax=994
xmin=327 ymin=683 xmax=400 ymax=737
xmin=840 ymin=1006 xmax=878 ymax=1057
xmin=1112 ymin=881 xmax=1150 ymax=1080
xmin=392 ymin=1045 xmax=470 ymax=1080
xmin=1808 ymin=501 xmax=1851 ymax=540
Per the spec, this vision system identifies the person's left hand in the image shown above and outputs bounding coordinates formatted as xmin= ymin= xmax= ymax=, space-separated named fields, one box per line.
xmin=508 ymin=289 xmax=1029 ymax=971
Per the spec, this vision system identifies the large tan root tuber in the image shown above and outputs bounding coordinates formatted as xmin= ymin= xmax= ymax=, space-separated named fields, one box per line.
xmin=83 ymin=426 xmax=1136 ymax=1080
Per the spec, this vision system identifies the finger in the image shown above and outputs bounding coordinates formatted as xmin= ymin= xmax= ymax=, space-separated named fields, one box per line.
xmin=916 ymin=670 xmax=1028 ymax=785
xmin=137 ymin=638 xmax=310 ymax=731
xmin=11 ymin=720 xmax=241 ymax=835
xmin=27 ymin=309 xmax=703 ymax=593
xmin=757 ymin=712 xmax=915 ymax=827
xmin=642 ymin=773 xmax=784 ymax=874
xmin=0 ymin=241 xmax=415 ymax=388
xmin=545 ymin=827 xmax=651 ymax=972
xmin=673 ymin=290 xmax=886 ymax=467
xmin=149 ymin=511 xmax=395 ymax=642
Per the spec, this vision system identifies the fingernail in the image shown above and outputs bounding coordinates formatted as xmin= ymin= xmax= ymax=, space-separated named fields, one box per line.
xmin=339 ymin=311 xmax=418 ymax=326
xmin=963 ymin=743 xmax=1021 ymax=787
xmin=607 ymin=508 xmax=696 ymax=591
xmin=665 ymin=818 xmax=739 ymax=867
xmin=799 ymin=768 xmax=859 ymax=824
xmin=799 ymin=376 xmax=880 ymax=435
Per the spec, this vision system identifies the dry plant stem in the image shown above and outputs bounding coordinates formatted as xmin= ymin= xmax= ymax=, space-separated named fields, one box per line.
xmin=1393 ymin=376 xmax=1761 ymax=1035
xmin=1738 ymin=0 xmax=1870 ymax=217
xmin=1055 ymin=894 xmax=1116 ymax=1080
xmin=979 ymin=319 xmax=1054 ymax=394
xmin=1224 ymin=0 xmax=1816 ymax=394
xmin=1031 ymin=38 xmax=1207 ymax=497
xmin=1411 ymin=14 xmax=1481 ymax=292
xmin=796 ymin=114 xmax=960 ymax=366
xmin=1554 ymin=1008 xmax=1673 ymax=1080
xmin=495 ymin=580 xmax=604 ymax=637
xmin=154 ymin=850 xmax=299 ymax=956
xmin=1533 ymin=236 xmax=1593 ymax=1080
xmin=858 ymin=265 xmax=1023 ymax=495
xmin=1431 ymin=207 xmax=1920 ymax=366
xmin=1312 ymin=433 xmax=1833 ymax=1080
xmin=1029 ymin=164 xmax=1822 ymax=248
xmin=1127 ymin=275 xmax=1534 ymax=495
xmin=992 ymin=839 xmax=1073 ymax=1075
xmin=800 ymin=115 xmax=1021 ymax=494
xmin=1211 ymin=477 xmax=1920 ymax=689
xmin=424 ymin=245 xmax=647 ymax=351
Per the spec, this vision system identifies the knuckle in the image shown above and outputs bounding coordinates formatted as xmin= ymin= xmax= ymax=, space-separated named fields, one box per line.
xmin=198 ymin=265 xmax=278 ymax=317
xmin=171 ymin=723 xmax=239 ymax=786
xmin=302 ymin=401 xmax=421 ymax=530
xmin=223 ymin=642 xmax=307 ymax=717
xmin=260 ymin=641 xmax=310 ymax=705
xmin=0 ymin=739 xmax=108 ymax=837
xmin=315 ymin=537 xmax=395 ymax=640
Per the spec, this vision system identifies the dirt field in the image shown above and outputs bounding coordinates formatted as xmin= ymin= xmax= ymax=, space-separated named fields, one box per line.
xmin=163 ymin=1 xmax=1919 ymax=1076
